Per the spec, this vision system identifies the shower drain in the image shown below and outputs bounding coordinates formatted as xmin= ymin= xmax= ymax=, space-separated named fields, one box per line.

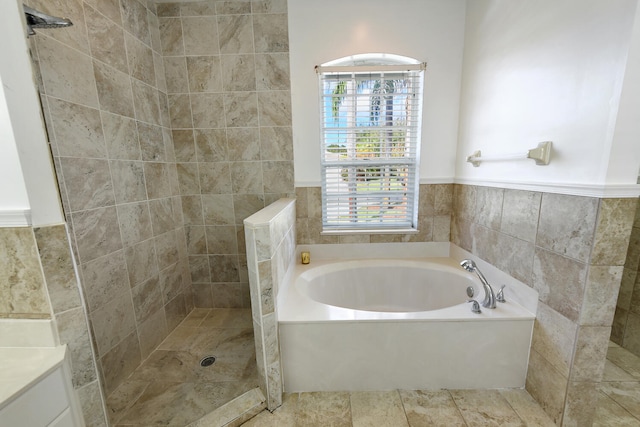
xmin=200 ymin=356 xmax=216 ymax=367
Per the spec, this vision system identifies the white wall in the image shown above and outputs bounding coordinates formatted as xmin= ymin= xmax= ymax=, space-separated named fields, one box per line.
xmin=289 ymin=0 xmax=467 ymax=186
xmin=608 ymin=1 xmax=640 ymax=186
xmin=0 ymin=0 xmax=64 ymax=226
xmin=456 ymin=0 xmax=640 ymax=196
xmin=0 ymin=77 xmax=30 ymax=217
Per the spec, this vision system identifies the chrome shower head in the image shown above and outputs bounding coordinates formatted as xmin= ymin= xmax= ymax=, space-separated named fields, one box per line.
xmin=23 ymin=5 xmax=73 ymax=36
xmin=460 ymin=259 xmax=477 ymax=272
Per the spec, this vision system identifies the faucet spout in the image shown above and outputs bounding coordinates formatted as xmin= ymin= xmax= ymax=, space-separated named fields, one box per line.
xmin=460 ymin=259 xmax=496 ymax=309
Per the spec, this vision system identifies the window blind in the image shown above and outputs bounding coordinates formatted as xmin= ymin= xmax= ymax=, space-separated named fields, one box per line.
xmin=318 ymin=61 xmax=424 ymax=231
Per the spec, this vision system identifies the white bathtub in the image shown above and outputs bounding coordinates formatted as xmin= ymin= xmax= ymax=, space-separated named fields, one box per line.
xmin=278 ymin=243 xmax=536 ymax=392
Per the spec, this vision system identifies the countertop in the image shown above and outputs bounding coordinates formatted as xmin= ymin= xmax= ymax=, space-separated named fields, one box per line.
xmin=0 ymin=345 xmax=66 ymax=409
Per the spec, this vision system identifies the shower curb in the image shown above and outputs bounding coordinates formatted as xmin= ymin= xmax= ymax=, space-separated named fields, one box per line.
xmin=186 ymin=387 xmax=266 ymax=427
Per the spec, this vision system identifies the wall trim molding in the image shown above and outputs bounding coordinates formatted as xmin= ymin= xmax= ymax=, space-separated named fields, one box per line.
xmin=0 ymin=209 xmax=32 ymax=227
xmin=420 ymin=177 xmax=455 ymax=184
xmin=297 ymin=178 xmax=640 ymax=197
xmin=454 ymin=178 xmax=640 ymax=198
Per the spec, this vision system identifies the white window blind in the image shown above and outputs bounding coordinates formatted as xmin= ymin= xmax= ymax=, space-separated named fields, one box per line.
xmin=317 ymin=57 xmax=425 ymax=231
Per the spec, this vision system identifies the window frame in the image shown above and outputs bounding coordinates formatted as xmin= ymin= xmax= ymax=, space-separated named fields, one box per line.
xmin=316 ymin=54 xmax=426 ymax=233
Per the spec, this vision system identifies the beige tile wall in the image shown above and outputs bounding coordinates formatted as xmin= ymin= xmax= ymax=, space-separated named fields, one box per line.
xmin=157 ymin=0 xmax=295 ymax=309
xmin=34 ymin=225 xmax=108 ymax=425
xmin=0 ymin=224 xmax=107 ymax=425
xmin=451 ymin=184 xmax=636 ymax=426
xmin=612 ymin=198 xmax=640 ymax=353
xmin=295 ymin=184 xmax=453 ymax=245
xmin=0 ymin=227 xmax=51 ymax=318
xmin=27 ymin=0 xmax=193 ymax=413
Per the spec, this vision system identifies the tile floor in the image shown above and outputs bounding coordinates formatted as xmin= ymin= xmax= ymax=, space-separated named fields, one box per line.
xmin=106 ymin=308 xmax=259 ymax=426
xmin=596 ymin=341 xmax=640 ymax=426
xmin=242 ymin=342 xmax=640 ymax=426
xmin=104 ymin=309 xmax=640 ymax=426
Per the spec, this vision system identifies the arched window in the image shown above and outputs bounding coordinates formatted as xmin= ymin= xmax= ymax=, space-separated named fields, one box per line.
xmin=316 ymin=54 xmax=426 ymax=231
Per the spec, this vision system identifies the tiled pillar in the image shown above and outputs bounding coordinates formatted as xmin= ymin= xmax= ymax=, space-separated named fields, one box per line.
xmin=244 ymin=198 xmax=296 ymax=410
xmin=452 ymin=184 xmax=636 ymax=426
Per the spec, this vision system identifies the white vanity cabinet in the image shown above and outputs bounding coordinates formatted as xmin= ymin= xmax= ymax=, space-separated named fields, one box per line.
xmin=0 ymin=346 xmax=84 ymax=426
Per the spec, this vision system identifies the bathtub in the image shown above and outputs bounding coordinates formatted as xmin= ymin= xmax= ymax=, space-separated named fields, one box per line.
xmin=278 ymin=243 xmax=536 ymax=392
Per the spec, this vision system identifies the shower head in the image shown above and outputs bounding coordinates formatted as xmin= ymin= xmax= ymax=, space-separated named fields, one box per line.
xmin=23 ymin=5 xmax=73 ymax=36
xmin=460 ymin=259 xmax=477 ymax=272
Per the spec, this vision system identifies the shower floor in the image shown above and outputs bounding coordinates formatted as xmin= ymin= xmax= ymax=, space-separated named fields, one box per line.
xmin=106 ymin=308 xmax=259 ymax=426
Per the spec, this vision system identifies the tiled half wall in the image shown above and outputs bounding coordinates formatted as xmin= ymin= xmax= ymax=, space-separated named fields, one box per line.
xmin=451 ymin=185 xmax=636 ymax=426
xmin=244 ymin=198 xmax=296 ymax=411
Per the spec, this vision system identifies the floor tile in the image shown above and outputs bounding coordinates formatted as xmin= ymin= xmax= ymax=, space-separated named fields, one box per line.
xmin=106 ymin=308 xmax=258 ymax=426
xmin=450 ymin=389 xmax=524 ymax=427
xmin=500 ymin=389 xmax=556 ymax=427
xmin=399 ymin=390 xmax=466 ymax=427
xmin=594 ymin=391 xmax=640 ymax=427
xmin=241 ymin=393 xmax=298 ymax=427
xmin=118 ymin=381 xmax=246 ymax=426
xmin=157 ymin=326 xmax=201 ymax=351
xmin=201 ymin=308 xmax=253 ymax=329
xmin=105 ymin=379 xmax=150 ymax=425
xmin=598 ymin=381 xmax=640 ymax=419
xmin=296 ymin=391 xmax=352 ymax=426
xmin=350 ymin=391 xmax=408 ymax=427
xmin=603 ymin=359 xmax=639 ymax=382
xmin=607 ymin=347 xmax=640 ymax=379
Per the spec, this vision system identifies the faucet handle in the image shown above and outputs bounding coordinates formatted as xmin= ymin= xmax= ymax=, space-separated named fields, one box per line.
xmin=496 ymin=285 xmax=506 ymax=303
xmin=468 ymin=299 xmax=481 ymax=313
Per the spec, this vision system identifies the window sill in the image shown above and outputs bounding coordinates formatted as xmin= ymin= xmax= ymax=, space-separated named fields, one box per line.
xmin=321 ymin=228 xmax=419 ymax=236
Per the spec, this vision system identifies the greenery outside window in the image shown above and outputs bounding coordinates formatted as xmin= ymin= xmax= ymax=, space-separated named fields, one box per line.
xmin=317 ymin=54 xmax=425 ymax=232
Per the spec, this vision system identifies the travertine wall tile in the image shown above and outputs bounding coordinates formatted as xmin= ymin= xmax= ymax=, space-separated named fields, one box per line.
xmin=86 ymin=5 xmax=128 ymax=74
xmin=0 ymin=228 xmax=50 ymax=317
xmin=475 ymin=186 xmax=503 ymax=230
xmin=30 ymin=0 xmax=90 ymax=53
xmin=536 ymin=193 xmax=598 ymax=263
xmin=533 ymin=248 xmax=588 ymax=323
xmin=102 ymin=112 xmax=141 ymax=160
xmin=581 ymin=265 xmax=623 ymax=326
xmin=562 ymin=381 xmax=598 ymax=426
xmin=525 ymin=349 xmax=567 ymax=425
xmin=34 ymin=225 xmax=81 ymax=314
xmin=448 ymin=184 xmax=635 ymax=426
xmin=94 ymin=61 xmax=136 ymax=118
xmin=592 ymin=198 xmax=637 ymax=266
xmin=30 ymin=2 xmax=192 ymax=419
xmin=571 ymin=326 xmax=610 ymax=382
xmin=36 ymin=36 xmax=99 ymax=108
xmin=500 ymin=189 xmax=541 ymax=242
xmin=49 ymin=98 xmax=106 ymax=158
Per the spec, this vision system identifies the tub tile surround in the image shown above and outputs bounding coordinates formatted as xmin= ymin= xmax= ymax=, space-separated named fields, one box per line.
xmin=296 ymin=184 xmax=453 ymax=245
xmin=451 ymin=184 xmax=636 ymax=425
xmin=157 ymin=0 xmax=295 ymax=310
xmin=244 ymin=198 xmax=296 ymax=410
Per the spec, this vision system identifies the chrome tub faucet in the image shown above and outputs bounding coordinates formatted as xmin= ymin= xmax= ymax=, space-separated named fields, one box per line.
xmin=460 ymin=259 xmax=496 ymax=309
